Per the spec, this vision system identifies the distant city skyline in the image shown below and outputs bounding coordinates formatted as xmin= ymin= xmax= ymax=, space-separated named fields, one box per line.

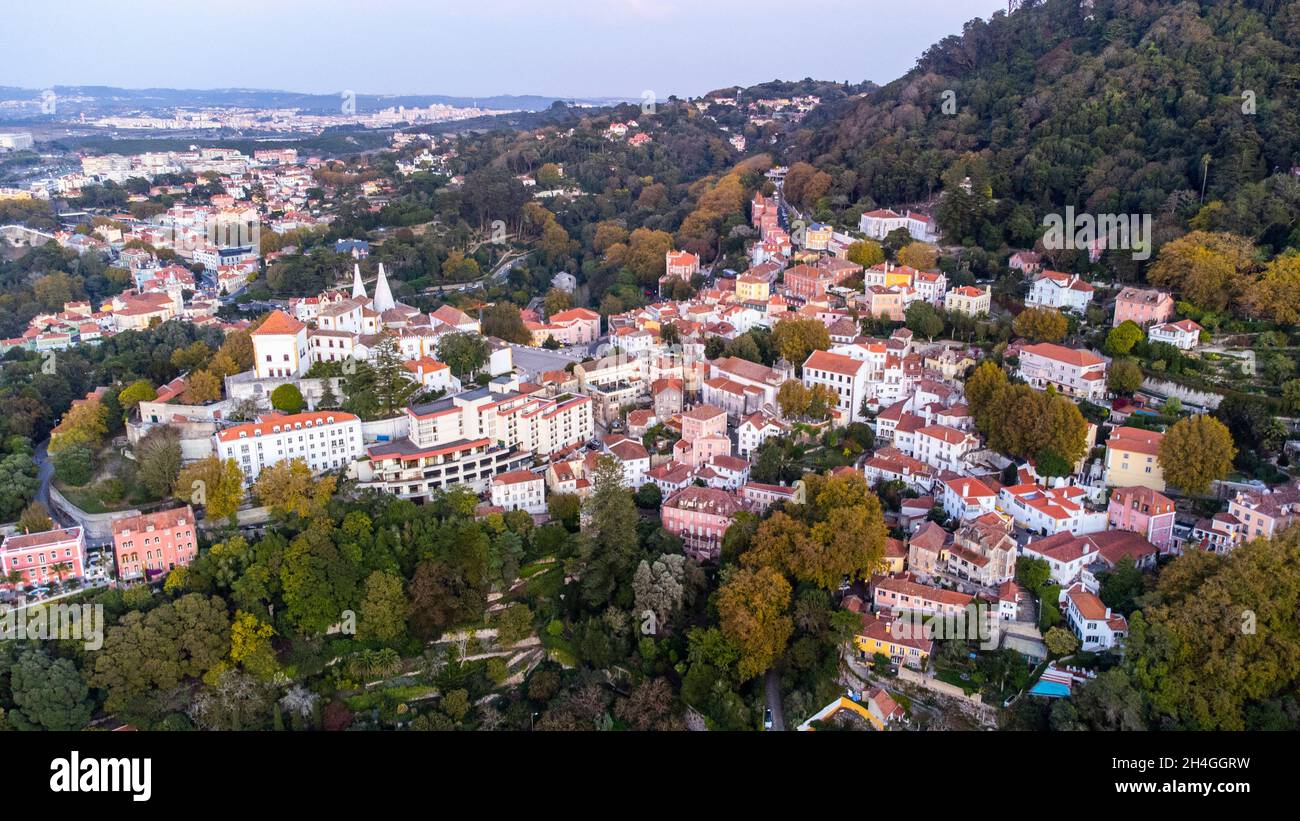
xmin=5 ymin=0 xmax=1006 ymax=100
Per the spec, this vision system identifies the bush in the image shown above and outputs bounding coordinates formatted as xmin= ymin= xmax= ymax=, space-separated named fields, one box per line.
xmin=270 ymin=383 xmax=305 ymax=414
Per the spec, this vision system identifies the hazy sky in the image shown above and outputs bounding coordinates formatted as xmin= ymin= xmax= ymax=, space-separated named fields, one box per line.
xmin=4 ymin=0 xmax=1006 ymax=99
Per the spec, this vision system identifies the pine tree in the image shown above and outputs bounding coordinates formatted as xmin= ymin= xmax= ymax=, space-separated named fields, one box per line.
xmin=370 ymin=337 xmax=418 ymax=418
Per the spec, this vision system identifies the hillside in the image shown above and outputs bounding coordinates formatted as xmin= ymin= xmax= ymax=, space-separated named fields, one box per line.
xmin=792 ymin=0 xmax=1300 ymax=254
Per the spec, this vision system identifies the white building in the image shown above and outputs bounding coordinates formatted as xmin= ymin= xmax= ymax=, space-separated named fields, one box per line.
xmin=490 ymin=470 xmax=547 ymax=515
xmin=940 ymin=476 xmax=997 ymax=523
xmin=358 ymin=384 xmax=594 ymax=501
xmin=1016 ymin=343 xmax=1108 ymax=402
xmin=859 ymin=209 xmax=936 ymax=242
xmin=996 ymin=483 xmax=1108 ymax=537
xmin=912 ymin=425 xmax=979 ymax=474
xmin=1026 ymin=271 xmax=1094 ymax=313
xmin=802 ymin=349 xmax=871 ymax=423
xmin=252 ymin=310 xmax=310 ymax=379
xmin=215 ymin=410 xmax=364 ymax=482
xmin=1064 ymin=583 xmax=1127 ymax=651
xmin=1022 ymin=533 xmax=1100 ymax=587
xmin=737 ymin=412 xmax=787 ymax=458
xmin=604 ymin=436 xmax=652 ymax=489
xmin=1148 ymin=319 xmax=1203 ymax=350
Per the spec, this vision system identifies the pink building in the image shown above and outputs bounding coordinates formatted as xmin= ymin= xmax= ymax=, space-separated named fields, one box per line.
xmin=661 ymin=486 xmax=740 ymax=561
xmin=1106 ymin=486 xmax=1176 ymax=553
xmin=680 ymin=404 xmax=727 ymax=443
xmin=528 ymin=307 xmax=600 ymax=345
xmin=112 ymin=506 xmax=199 ymax=581
xmin=1 ymin=526 xmax=86 ymax=588
xmin=1113 ymin=287 xmax=1175 ymax=327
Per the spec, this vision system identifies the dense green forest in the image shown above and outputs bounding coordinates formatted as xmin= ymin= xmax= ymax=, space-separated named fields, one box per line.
xmin=793 ymin=0 xmax=1300 ymax=256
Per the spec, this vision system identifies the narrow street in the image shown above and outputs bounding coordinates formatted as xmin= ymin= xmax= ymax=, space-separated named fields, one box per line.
xmin=764 ymin=668 xmax=786 ymax=731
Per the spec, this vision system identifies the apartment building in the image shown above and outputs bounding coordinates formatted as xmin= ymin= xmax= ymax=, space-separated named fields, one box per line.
xmin=112 ymin=506 xmax=199 ymax=581
xmin=489 ymin=470 xmax=547 ymax=515
xmin=997 ymin=483 xmax=1107 ymax=537
xmin=1103 ymin=426 xmax=1165 ymax=491
xmin=802 ymin=349 xmax=871 ymax=423
xmin=1107 ymin=485 xmax=1176 ymax=553
xmin=359 ymin=385 xmax=593 ymax=500
xmin=1227 ymin=481 xmax=1300 ymax=544
xmin=215 ymin=410 xmax=364 ymax=482
xmin=912 ymin=424 xmax=979 ymax=473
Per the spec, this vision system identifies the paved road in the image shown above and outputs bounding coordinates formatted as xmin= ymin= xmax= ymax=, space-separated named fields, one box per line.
xmin=32 ymin=439 xmax=73 ymax=529
xmin=764 ymin=668 xmax=786 ymax=731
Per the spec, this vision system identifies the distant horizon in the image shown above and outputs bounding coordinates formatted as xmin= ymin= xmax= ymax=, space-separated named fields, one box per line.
xmin=2 ymin=0 xmax=1006 ymax=100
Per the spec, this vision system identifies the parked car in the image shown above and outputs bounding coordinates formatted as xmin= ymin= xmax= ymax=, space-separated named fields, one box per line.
xmin=763 ymin=708 xmax=773 ymax=731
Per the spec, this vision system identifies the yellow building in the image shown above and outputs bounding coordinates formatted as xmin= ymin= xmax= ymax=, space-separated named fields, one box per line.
xmin=1103 ymin=426 xmax=1166 ymax=492
xmin=736 ymin=273 xmax=770 ymax=302
xmin=850 ymin=609 xmax=932 ymax=669
xmin=944 ymin=285 xmax=991 ymax=317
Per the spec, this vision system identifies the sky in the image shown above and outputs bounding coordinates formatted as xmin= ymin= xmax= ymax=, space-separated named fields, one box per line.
xmin=3 ymin=0 xmax=1007 ymax=99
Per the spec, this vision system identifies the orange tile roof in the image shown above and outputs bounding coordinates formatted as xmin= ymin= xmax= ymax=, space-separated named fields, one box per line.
xmin=251 ymin=309 xmax=306 ymax=336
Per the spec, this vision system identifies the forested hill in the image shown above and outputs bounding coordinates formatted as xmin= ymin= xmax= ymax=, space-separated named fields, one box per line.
xmin=792 ymin=0 xmax=1300 ymax=253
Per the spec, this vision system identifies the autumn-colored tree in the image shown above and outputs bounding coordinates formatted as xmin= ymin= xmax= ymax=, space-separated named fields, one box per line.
xmin=181 ymin=369 xmax=222 ymax=405
xmin=170 ymin=340 xmax=213 ymax=373
xmin=542 ymin=287 xmax=572 ymax=317
xmin=217 ymin=329 xmax=255 ymax=372
xmin=1158 ymin=414 xmax=1236 ymax=495
xmin=804 ymin=384 xmax=840 ymax=421
xmin=17 ymin=502 xmax=53 ymax=534
xmin=229 ymin=610 xmax=279 ymax=679
xmin=897 ymin=242 xmax=939 ymax=271
xmin=983 ymin=384 xmax=1088 ymax=464
xmin=117 ymin=380 xmax=156 ymax=416
xmin=592 ymin=221 xmax=629 ymax=255
xmin=1044 ymin=626 xmax=1078 ymax=657
xmin=776 ymin=381 xmax=810 ymax=419
xmin=845 ymin=240 xmax=884 ymax=269
xmin=252 ymin=458 xmax=337 ymax=517
xmin=622 ymin=228 xmax=675 ymax=287
xmin=1146 ymin=231 xmax=1257 ymax=313
xmin=49 ymin=394 xmax=107 ymax=455
xmin=744 ymin=474 xmax=887 ymax=589
xmin=1012 ymin=306 xmax=1068 ymax=343
xmin=716 ymin=566 xmax=793 ymax=681
xmin=964 ymin=360 xmax=1009 ymax=434
xmin=539 ymin=219 xmax=577 ymax=266
xmin=174 ymin=456 xmax=245 ymax=519
xmin=771 ymin=317 xmax=830 ymax=367
xmin=1243 ymin=251 xmax=1300 ymax=324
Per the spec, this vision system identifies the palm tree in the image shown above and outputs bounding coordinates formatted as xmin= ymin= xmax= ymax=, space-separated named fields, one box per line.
xmin=51 ymin=562 xmax=72 ymax=584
